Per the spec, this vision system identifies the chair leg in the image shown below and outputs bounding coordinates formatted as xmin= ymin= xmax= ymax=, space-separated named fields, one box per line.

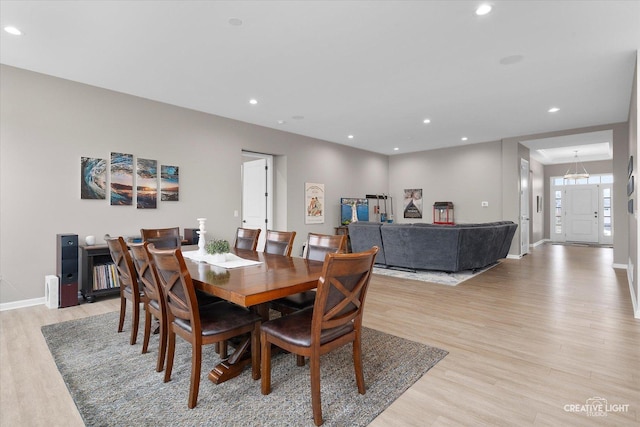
xmin=260 ymin=330 xmax=272 ymax=395
xmin=353 ymin=336 xmax=365 ymax=394
xmin=251 ymin=322 xmax=261 ymax=380
xmin=188 ymin=343 xmax=202 ymax=409
xmin=142 ymin=306 xmax=152 ymax=354
xmin=118 ymin=295 xmax=126 ymax=333
xmin=296 ymin=354 xmax=305 ymax=366
xmin=164 ymin=328 xmax=176 ymax=383
xmin=310 ymin=355 xmax=323 ymax=426
xmin=130 ymin=299 xmax=140 ymax=345
xmin=156 ymin=318 xmax=167 ymax=372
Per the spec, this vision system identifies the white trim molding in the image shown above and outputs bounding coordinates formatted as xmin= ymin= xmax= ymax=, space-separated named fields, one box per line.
xmin=0 ymin=297 xmax=46 ymax=312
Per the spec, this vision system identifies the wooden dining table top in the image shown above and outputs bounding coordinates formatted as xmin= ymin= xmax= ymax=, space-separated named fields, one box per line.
xmin=183 ymin=248 xmax=324 ymax=308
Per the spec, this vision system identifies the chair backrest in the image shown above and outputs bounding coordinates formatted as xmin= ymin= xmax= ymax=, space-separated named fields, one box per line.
xmin=129 ymin=241 xmax=163 ymax=305
xmin=311 ymin=246 xmax=379 ymax=339
xmin=234 ymin=227 xmax=261 ymax=251
xmin=147 ymin=244 xmax=200 ymax=331
xmin=305 ymin=233 xmax=347 ymax=262
xmin=141 ymin=227 xmax=181 ymax=249
xmin=106 ymin=236 xmax=139 ymax=295
xmin=263 ymin=230 xmax=296 ymax=256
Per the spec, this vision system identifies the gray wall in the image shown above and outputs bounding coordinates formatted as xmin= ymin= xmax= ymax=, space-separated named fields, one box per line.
xmin=0 ymin=65 xmax=389 ymax=304
xmin=628 ymin=54 xmax=638 ymax=316
xmin=388 ymin=141 xmax=504 ymax=224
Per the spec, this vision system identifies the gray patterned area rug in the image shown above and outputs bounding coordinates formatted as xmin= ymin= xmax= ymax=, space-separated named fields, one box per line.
xmin=42 ymin=311 xmax=447 ymax=427
xmin=373 ymin=262 xmax=499 ymax=286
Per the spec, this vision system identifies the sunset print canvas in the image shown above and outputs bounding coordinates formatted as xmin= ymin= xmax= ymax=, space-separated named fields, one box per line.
xmin=136 ymin=158 xmax=157 ymax=209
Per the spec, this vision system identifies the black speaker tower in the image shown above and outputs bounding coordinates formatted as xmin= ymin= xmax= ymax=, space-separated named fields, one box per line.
xmin=56 ymin=233 xmax=79 ymax=308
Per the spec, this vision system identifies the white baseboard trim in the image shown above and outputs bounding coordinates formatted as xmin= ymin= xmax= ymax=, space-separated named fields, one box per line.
xmin=0 ymin=297 xmax=46 ymax=312
xmin=507 ymin=254 xmax=522 ymax=260
xmin=530 ymin=239 xmax=548 ymax=248
xmin=612 ymin=263 xmax=628 ymax=270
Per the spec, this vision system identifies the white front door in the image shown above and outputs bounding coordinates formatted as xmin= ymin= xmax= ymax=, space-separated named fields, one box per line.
xmin=565 ymin=186 xmax=599 ymax=243
xmin=242 ymin=158 xmax=269 ymax=250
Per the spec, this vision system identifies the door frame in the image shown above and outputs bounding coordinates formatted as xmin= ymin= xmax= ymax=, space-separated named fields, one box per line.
xmin=241 ymin=151 xmax=273 ymax=250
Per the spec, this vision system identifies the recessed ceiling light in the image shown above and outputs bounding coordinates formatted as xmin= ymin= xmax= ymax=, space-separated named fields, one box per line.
xmin=228 ymin=18 xmax=243 ymax=26
xmin=249 ymin=99 xmax=258 ymax=105
xmin=394 ymin=147 xmax=400 ymax=151
xmin=475 ymin=4 xmax=492 ymax=16
xmin=348 ymin=135 xmax=354 ymax=139
xmin=423 ymin=119 xmax=431 ymax=124
xmin=548 ymin=107 xmax=560 ymax=113
xmin=4 ymin=26 xmax=22 ymax=35
xmin=277 ymin=120 xmax=286 ymax=125
xmin=461 ymin=137 xmax=468 ymax=141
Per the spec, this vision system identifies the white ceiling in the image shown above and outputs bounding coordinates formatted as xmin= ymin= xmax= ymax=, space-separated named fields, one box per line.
xmin=1 ymin=1 xmax=638 ymax=161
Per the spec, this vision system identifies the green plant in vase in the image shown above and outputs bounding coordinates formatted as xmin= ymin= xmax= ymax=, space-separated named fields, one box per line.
xmin=206 ymin=239 xmax=230 ymax=263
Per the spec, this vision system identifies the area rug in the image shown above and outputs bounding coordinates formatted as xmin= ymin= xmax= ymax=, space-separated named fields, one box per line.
xmin=373 ymin=262 xmax=498 ymax=286
xmin=42 ymin=311 xmax=447 ymax=427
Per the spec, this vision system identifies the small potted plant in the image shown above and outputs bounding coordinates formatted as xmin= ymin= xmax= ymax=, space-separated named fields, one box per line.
xmin=206 ymin=239 xmax=230 ymax=263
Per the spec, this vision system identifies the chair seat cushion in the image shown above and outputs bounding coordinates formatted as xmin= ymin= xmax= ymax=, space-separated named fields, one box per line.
xmin=273 ymin=291 xmax=316 ymax=310
xmin=261 ymin=307 xmax=354 ymax=347
xmin=174 ymin=302 xmax=260 ymax=336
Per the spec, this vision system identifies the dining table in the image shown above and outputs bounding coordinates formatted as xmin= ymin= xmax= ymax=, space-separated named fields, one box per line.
xmin=181 ymin=247 xmax=324 ymax=384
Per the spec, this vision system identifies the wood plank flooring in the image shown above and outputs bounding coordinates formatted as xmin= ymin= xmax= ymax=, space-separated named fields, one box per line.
xmin=1 ymin=243 xmax=638 ymax=426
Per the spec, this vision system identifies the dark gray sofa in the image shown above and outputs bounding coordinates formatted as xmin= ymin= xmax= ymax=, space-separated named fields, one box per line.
xmin=348 ymin=221 xmax=517 ymax=272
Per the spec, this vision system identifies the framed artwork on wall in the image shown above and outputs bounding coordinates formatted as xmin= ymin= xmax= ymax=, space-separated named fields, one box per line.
xmin=110 ymin=152 xmax=134 ymax=205
xmin=160 ymin=165 xmax=179 ymax=201
xmin=305 ymin=182 xmax=324 ymax=224
xmin=80 ymin=157 xmax=106 ymax=200
xmin=136 ymin=158 xmax=157 ymax=209
xmin=403 ymin=188 xmax=423 ymax=219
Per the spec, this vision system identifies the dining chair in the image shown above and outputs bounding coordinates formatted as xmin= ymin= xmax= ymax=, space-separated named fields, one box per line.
xmin=129 ymin=242 xmax=168 ymax=372
xmin=270 ymin=233 xmax=347 ymax=317
xmin=234 ymin=227 xmax=261 ymax=251
xmin=141 ymin=227 xmax=182 ymax=249
xmin=260 ymin=246 xmax=379 ymax=426
xmin=148 ymin=244 xmax=262 ymax=409
xmin=263 ymin=230 xmax=296 ymax=256
xmin=106 ymin=236 xmax=147 ymax=345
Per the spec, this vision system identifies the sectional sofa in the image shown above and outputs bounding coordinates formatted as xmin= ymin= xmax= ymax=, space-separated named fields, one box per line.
xmin=348 ymin=221 xmax=517 ymax=272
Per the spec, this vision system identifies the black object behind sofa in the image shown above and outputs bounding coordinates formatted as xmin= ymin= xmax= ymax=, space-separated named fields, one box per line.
xmin=348 ymin=221 xmax=517 ymax=272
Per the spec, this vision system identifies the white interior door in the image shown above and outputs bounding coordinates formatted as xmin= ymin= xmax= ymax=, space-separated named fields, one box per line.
xmin=565 ymin=186 xmax=599 ymax=243
xmin=242 ymin=158 xmax=268 ymax=249
xmin=520 ymin=158 xmax=530 ymax=255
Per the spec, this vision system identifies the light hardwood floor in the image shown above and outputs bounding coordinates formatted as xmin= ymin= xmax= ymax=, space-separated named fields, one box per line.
xmin=1 ymin=243 xmax=638 ymax=426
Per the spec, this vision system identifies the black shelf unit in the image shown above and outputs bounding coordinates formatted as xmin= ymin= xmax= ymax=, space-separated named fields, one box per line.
xmin=79 ymin=244 xmax=120 ymax=302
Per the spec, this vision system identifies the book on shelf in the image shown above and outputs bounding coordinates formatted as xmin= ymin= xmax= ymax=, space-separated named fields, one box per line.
xmin=92 ymin=263 xmax=120 ymax=291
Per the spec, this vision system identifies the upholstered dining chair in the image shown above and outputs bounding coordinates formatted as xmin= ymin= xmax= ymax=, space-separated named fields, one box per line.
xmin=148 ymin=244 xmax=262 ymax=409
xmin=263 ymin=230 xmax=296 ymax=256
xmin=260 ymin=246 xmax=379 ymax=426
xmin=234 ymin=227 xmax=261 ymax=251
xmin=141 ymin=227 xmax=182 ymax=249
xmin=270 ymin=233 xmax=347 ymax=317
xmin=129 ymin=242 xmax=168 ymax=372
xmin=106 ymin=236 xmax=147 ymax=345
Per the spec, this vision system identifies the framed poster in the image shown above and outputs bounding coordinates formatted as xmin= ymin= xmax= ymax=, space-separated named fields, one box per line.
xmin=305 ymin=182 xmax=325 ymax=224
xmin=80 ymin=157 xmax=106 ymax=200
xmin=403 ymin=188 xmax=423 ymax=218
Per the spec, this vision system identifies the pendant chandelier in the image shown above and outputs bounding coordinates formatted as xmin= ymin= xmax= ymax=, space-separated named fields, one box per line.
xmin=564 ymin=150 xmax=590 ymax=180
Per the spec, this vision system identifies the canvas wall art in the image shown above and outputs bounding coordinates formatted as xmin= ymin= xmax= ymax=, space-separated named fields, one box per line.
xmin=305 ymin=182 xmax=325 ymax=224
xmin=110 ymin=152 xmax=133 ymax=205
xmin=136 ymin=158 xmax=157 ymax=209
xmin=80 ymin=157 xmax=106 ymax=200
xmin=403 ymin=188 xmax=423 ymax=218
xmin=161 ymin=165 xmax=179 ymax=201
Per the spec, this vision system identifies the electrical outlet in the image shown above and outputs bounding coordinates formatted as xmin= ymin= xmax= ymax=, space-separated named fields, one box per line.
xmin=481 ymin=201 xmax=489 ymax=207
